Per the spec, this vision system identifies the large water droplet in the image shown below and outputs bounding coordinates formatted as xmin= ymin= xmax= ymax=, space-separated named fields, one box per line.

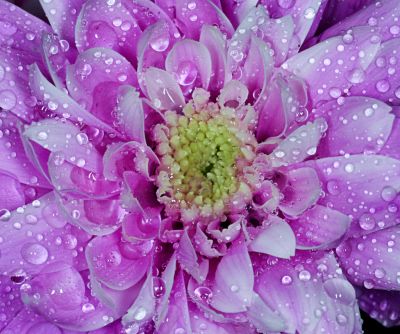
xmin=381 ymin=186 xmax=397 ymax=202
xmin=0 ymin=90 xmax=17 ymax=110
xmin=0 ymin=209 xmax=11 ymax=222
xmin=175 ymin=61 xmax=198 ymax=86
xmin=359 ymin=213 xmax=376 ymax=231
xmin=152 ymin=276 xmax=166 ymax=298
xmin=323 ymin=278 xmax=356 ymax=305
xmin=21 ymin=243 xmax=49 ymax=265
xmin=194 ymin=286 xmax=213 ymax=302
xmin=133 ymin=307 xmax=147 ymax=321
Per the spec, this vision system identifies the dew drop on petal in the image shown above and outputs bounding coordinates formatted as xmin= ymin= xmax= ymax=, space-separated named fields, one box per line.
xmin=21 ymin=243 xmax=49 ymax=265
xmin=0 ymin=209 xmax=11 ymax=222
xmin=359 ymin=213 xmax=376 ymax=231
xmin=381 ymin=186 xmax=397 ymax=202
xmin=281 ymin=275 xmax=292 ymax=285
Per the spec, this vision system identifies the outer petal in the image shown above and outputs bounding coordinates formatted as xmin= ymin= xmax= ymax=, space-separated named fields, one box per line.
xmin=211 ymin=238 xmax=254 ymax=313
xmin=350 ymin=38 xmax=400 ymax=105
xmin=143 ymin=67 xmax=185 ymax=110
xmin=358 ymin=288 xmax=400 ymax=327
xmin=29 ymin=63 xmax=117 ymax=134
xmin=255 ymin=252 xmax=360 ymax=334
xmin=24 ymin=119 xmax=103 ymax=173
xmin=75 ymin=0 xmax=141 ymax=64
xmin=249 ymin=217 xmax=296 ymax=259
xmin=0 ymin=172 xmax=25 ymax=211
xmin=66 ymin=48 xmax=138 ymax=124
xmin=40 ymin=0 xmax=85 ymax=44
xmin=270 ymin=119 xmax=327 ymax=167
xmin=21 ymin=265 xmax=117 ymax=331
xmin=292 ymin=205 xmax=351 ymax=249
xmin=86 ymin=233 xmax=149 ymax=291
xmin=337 ymin=225 xmax=400 ymax=291
xmin=308 ymin=155 xmax=400 ymax=238
xmin=0 ymin=192 xmax=90 ymax=276
xmin=320 ymin=0 xmax=400 ymax=43
xmin=278 ymin=167 xmax=321 ymax=217
xmin=165 ymin=39 xmax=212 ymax=91
xmin=315 ymin=96 xmax=394 ymax=156
xmin=283 ymin=26 xmax=381 ymax=104
xmin=0 ymin=112 xmax=49 ymax=187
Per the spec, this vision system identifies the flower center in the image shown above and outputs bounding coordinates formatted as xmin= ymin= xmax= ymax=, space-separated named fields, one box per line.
xmin=154 ymin=89 xmax=257 ymax=223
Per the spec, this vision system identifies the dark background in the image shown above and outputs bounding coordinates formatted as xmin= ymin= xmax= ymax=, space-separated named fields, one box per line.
xmin=5 ymin=0 xmax=400 ymax=333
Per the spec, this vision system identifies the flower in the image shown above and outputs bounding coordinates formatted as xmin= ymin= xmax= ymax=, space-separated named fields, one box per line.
xmin=0 ymin=0 xmax=399 ymax=333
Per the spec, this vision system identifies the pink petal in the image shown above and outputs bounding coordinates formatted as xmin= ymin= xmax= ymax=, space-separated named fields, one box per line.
xmin=29 ymin=63 xmax=117 ymax=134
xmin=0 ymin=171 xmax=25 ymax=211
xmin=200 ymin=25 xmax=230 ymax=94
xmin=278 ymin=167 xmax=321 ymax=217
xmin=24 ymin=119 xmax=103 ymax=173
xmin=315 ymin=96 xmax=394 ymax=156
xmin=249 ymin=217 xmax=296 ymax=258
xmin=0 ymin=192 xmax=90 ymax=276
xmin=255 ymin=252 xmax=360 ymax=333
xmin=143 ymin=67 xmax=185 ymax=110
xmin=40 ymin=0 xmax=84 ymax=44
xmin=337 ymin=225 xmax=400 ymax=291
xmin=270 ymin=119 xmax=327 ymax=167
xmin=66 ymin=48 xmax=138 ymax=124
xmin=165 ymin=39 xmax=212 ymax=91
xmin=211 ymin=238 xmax=254 ymax=313
xmin=86 ymin=233 xmax=149 ymax=290
xmin=283 ymin=26 xmax=381 ymax=104
xmin=75 ymin=0 xmax=142 ymax=64
xmin=308 ymin=154 xmax=400 ymax=238
xmin=292 ymin=205 xmax=351 ymax=249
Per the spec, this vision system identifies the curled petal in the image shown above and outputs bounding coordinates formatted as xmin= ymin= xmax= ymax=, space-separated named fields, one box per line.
xmin=143 ymin=67 xmax=185 ymax=111
xmin=249 ymin=217 xmax=296 ymax=259
xmin=211 ymin=238 xmax=254 ymax=313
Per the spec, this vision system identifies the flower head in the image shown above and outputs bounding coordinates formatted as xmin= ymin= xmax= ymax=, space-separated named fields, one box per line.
xmin=0 ymin=0 xmax=400 ymax=333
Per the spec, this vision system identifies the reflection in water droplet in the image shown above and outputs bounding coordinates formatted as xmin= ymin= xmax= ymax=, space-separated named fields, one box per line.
xmin=21 ymin=243 xmax=49 ymax=265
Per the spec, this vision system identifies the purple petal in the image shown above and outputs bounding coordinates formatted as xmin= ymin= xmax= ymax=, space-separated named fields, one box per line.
xmin=21 ymin=264 xmax=117 ymax=331
xmin=193 ymin=225 xmax=225 ymax=258
xmin=0 ymin=113 xmax=49 ymax=187
xmin=270 ymin=119 xmax=327 ymax=167
xmin=278 ymin=167 xmax=321 ymax=217
xmin=114 ymin=86 xmax=145 ymax=142
xmin=308 ymin=154 xmax=400 ymax=238
xmin=350 ymin=38 xmax=400 ymax=105
xmin=40 ymin=0 xmax=84 ymax=44
xmin=0 ymin=171 xmax=25 ymax=211
xmin=284 ymin=26 xmax=381 ymax=104
xmin=177 ymin=230 xmax=206 ymax=283
xmin=75 ymin=0 xmax=141 ymax=64
xmin=337 ymin=225 xmax=400 ymax=291
xmin=86 ymin=232 xmax=149 ymax=290
xmin=292 ymin=205 xmax=350 ymax=249
xmin=165 ymin=39 xmax=212 ymax=91
xmin=358 ymin=288 xmax=400 ymax=327
xmin=143 ymin=67 xmax=185 ymax=110
xmin=315 ymin=97 xmax=394 ymax=156
xmin=320 ymin=0 xmax=400 ymax=44
xmin=200 ymin=25 xmax=230 ymax=94
xmin=24 ymin=119 xmax=102 ymax=173
xmin=66 ymin=48 xmax=138 ymax=124
xmin=29 ymin=63 xmax=118 ymax=134
xmin=174 ymin=0 xmax=234 ymax=40
xmin=157 ymin=270 xmax=192 ymax=334
xmin=0 ymin=192 xmax=90 ymax=276
xmin=249 ymin=217 xmax=296 ymax=258
xmin=255 ymin=252 xmax=360 ymax=333
xmin=381 ymin=108 xmax=400 ymax=159
xmin=247 ymin=293 xmax=286 ymax=332
xmin=0 ymin=275 xmax=24 ymax=331
xmin=211 ymin=238 xmax=254 ymax=313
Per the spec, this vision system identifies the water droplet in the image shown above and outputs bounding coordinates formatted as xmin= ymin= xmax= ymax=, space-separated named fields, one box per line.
xmin=21 ymin=243 xmax=48 ymax=265
xmin=344 ymin=163 xmax=354 ymax=173
xmin=175 ymin=61 xmax=198 ymax=86
xmin=374 ymin=268 xmax=386 ymax=279
xmin=0 ymin=209 xmax=11 ymax=221
xmin=76 ymin=133 xmax=88 ymax=145
xmin=0 ymin=90 xmax=17 ymax=110
xmin=152 ymin=276 xmax=166 ymax=298
xmin=390 ymin=25 xmax=400 ymax=35
xmin=281 ymin=275 xmax=292 ymax=285
xmin=77 ymin=63 xmax=92 ymax=79
xmin=230 ymin=284 xmax=239 ymax=292
xmin=82 ymin=303 xmax=95 ymax=313
xmin=363 ymin=279 xmax=374 ymax=289
xmin=194 ymin=286 xmax=213 ymax=302
xmin=381 ymin=186 xmax=397 ymax=202
xmin=25 ymin=214 xmax=38 ymax=224
xmin=133 ymin=307 xmax=147 ymax=321
xmin=326 ymin=180 xmax=340 ymax=195
xmin=376 ymin=79 xmax=390 ymax=93
xmin=304 ymin=8 xmax=316 ymax=19
xmin=105 ymin=250 xmax=122 ymax=267
xmin=345 ymin=68 xmax=365 ymax=84
xmin=37 ymin=131 xmax=48 ymax=140
xmin=323 ymin=278 xmax=356 ymax=305
xmin=359 ymin=213 xmax=375 ymax=231
xmin=298 ymin=270 xmax=311 ymax=281
xmin=336 ymin=313 xmax=348 ymax=325
xmin=187 ymin=1 xmax=197 ymax=10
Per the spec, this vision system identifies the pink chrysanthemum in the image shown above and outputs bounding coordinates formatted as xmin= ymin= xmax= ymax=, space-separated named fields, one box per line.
xmin=0 ymin=0 xmax=400 ymax=333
